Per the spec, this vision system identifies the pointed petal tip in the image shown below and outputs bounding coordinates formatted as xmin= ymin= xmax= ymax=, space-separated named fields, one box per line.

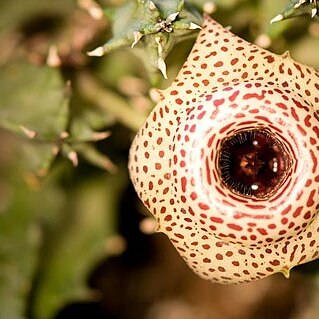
xmin=282 ymin=50 xmax=291 ymax=59
xmin=280 ymin=267 xmax=291 ymax=279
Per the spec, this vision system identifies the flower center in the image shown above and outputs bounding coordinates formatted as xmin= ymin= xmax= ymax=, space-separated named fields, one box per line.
xmin=218 ymin=129 xmax=291 ymax=198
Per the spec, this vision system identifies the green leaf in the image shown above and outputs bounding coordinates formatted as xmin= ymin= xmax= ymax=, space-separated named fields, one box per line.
xmin=69 ymin=94 xmax=116 ymax=142
xmin=31 ymin=169 xmax=128 ymax=319
xmin=0 ymin=61 xmax=68 ymax=138
xmin=0 ymin=61 xmax=69 ymax=173
xmin=0 ymin=170 xmax=51 ymax=319
xmin=0 ymin=0 xmax=75 ymax=31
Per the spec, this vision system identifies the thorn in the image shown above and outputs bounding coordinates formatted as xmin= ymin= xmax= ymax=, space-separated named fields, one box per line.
xmin=87 ymin=46 xmax=105 ymax=57
xmin=105 ymin=235 xmax=127 ymax=255
xmin=78 ymin=0 xmax=103 ymax=19
xmin=46 ymin=45 xmax=61 ymax=67
xmin=203 ymin=1 xmax=217 ymax=14
xmin=149 ymin=1 xmax=157 ymax=11
xmin=88 ymin=6 xmax=104 ymax=20
xmin=189 ymin=22 xmax=202 ymax=30
xmin=270 ymin=14 xmax=283 ymax=24
xmin=36 ymin=168 xmax=48 ymax=178
xmin=100 ymin=157 xmax=117 ymax=172
xmin=90 ymin=131 xmax=111 ymax=141
xmin=294 ymin=0 xmax=306 ymax=8
xmin=52 ymin=145 xmax=60 ymax=156
xmin=167 ymin=11 xmax=180 ymax=22
xmin=60 ymin=131 xmax=69 ymax=139
xmin=158 ymin=58 xmax=168 ymax=79
xmin=139 ymin=217 xmax=158 ymax=234
xmin=255 ymin=34 xmax=272 ymax=48
xmin=68 ymin=151 xmax=79 ymax=167
xmin=131 ymin=31 xmax=143 ymax=48
xmin=20 ymin=126 xmax=37 ymax=139
xmin=155 ymin=36 xmax=163 ymax=55
xmin=311 ymin=7 xmax=317 ymax=17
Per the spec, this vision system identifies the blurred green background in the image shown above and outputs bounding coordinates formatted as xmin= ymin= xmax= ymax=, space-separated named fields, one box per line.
xmin=1 ymin=1 xmax=319 ymax=319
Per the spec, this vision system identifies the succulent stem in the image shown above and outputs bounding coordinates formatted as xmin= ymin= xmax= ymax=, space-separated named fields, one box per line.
xmin=75 ymin=71 xmax=147 ymax=132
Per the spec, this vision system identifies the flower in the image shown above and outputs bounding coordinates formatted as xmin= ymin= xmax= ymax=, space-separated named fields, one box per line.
xmin=129 ymin=15 xmax=319 ymax=284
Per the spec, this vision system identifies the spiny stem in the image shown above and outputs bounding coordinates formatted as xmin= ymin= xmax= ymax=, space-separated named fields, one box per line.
xmin=75 ymin=71 xmax=147 ymax=132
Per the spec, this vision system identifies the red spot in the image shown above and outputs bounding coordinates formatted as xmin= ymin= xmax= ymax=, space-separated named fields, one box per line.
xmin=213 ymin=98 xmax=225 ymax=107
xmin=199 ymin=203 xmax=209 ymax=210
xmin=304 ymin=115 xmax=311 ymax=127
xmin=290 ymin=107 xmax=299 ymax=121
xmin=210 ymin=216 xmax=223 ymax=223
xmin=245 ymin=205 xmax=266 ymax=209
xmin=214 ymin=61 xmax=223 ymax=67
xmin=264 ymin=55 xmax=275 ymax=63
xmin=202 ymin=79 xmax=210 ymax=86
xmin=257 ymin=228 xmax=268 ymax=235
xmin=307 ymin=189 xmax=316 ymax=207
xmin=205 ymin=157 xmax=212 ymax=185
xmin=227 ymin=224 xmax=243 ymax=231
xmin=310 ymin=150 xmax=318 ymax=173
xmin=313 ymin=126 xmax=319 ymax=138
xmin=270 ymin=260 xmax=280 ymax=266
xmin=243 ymin=92 xmax=265 ymax=100
xmin=281 ymin=204 xmax=292 ymax=216
xmin=297 ymin=124 xmax=306 ymax=136
xmin=175 ymin=98 xmax=183 ymax=105
xmin=219 ymin=122 xmax=235 ymax=134
xmin=190 ymin=192 xmax=197 ymax=200
xmin=229 ymin=90 xmax=240 ymax=102
xmin=231 ymin=58 xmax=239 ymax=65
xmin=304 ymin=211 xmax=311 ymax=219
xmin=181 ymin=177 xmax=187 ymax=192
xmin=293 ymin=206 xmax=303 ymax=218
xmin=197 ymin=111 xmax=206 ymax=119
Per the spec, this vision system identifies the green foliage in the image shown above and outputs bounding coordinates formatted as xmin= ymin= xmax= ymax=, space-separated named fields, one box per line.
xmin=271 ymin=0 xmax=319 ymax=22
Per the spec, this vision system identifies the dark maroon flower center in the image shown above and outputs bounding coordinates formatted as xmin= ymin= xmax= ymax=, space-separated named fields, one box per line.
xmin=218 ymin=129 xmax=291 ymax=198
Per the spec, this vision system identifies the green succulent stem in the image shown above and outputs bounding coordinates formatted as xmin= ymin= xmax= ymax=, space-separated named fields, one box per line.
xmin=75 ymin=71 xmax=146 ymax=132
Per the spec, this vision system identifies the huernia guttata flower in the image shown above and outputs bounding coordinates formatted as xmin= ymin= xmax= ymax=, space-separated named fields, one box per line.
xmin=129 ymin=15 xmax=319 ymax=284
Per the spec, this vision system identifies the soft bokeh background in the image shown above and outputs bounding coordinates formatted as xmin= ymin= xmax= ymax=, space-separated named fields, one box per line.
xmin=1 ymin=1 xmax=319 ymax=319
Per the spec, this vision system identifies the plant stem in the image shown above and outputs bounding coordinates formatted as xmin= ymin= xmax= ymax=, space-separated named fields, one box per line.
xmin=75 ymin=71 xmax=146 ymax=132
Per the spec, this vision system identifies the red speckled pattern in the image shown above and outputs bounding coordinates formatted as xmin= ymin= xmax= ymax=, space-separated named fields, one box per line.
xmin=129 ymin=15 xmax=319 ymax=284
